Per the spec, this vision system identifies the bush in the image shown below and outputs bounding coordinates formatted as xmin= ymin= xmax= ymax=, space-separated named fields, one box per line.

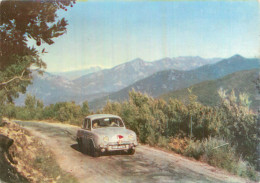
xmin=218 ymin=89 xmax=259 ymax=166
xmin=168 ymin=135 xmax=189 ymax=154
xmin=16 ymin=108 xmax=32 ymax=120
xmin=184 ymin=137 xmax=258 ymax=180
xmin=157 ymin=136 xmax=169 ymax=148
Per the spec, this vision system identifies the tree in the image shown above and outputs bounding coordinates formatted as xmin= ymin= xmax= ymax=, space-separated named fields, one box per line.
xmin=81 ymin=101 xmax=90 ymax=117
xmin=0 ymin=0 xmax=76 ymax=121
xmin=218 ymin=89 xmax=259 ymax=166
xmin=56 ymin=102 xmax=81 ymax=123
xmin=25 ymin=94 xmax=37 ymax=109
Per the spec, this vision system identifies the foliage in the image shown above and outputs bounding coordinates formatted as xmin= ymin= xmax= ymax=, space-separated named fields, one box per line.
xmin=217 ymin=89 xmax=259 ymax=165
xmin=161 ymin=69 xmax=259 ymax=111
xmin=184 ymin=137 xmax=257 ymax=180
xmin=3 ymin=89 xmax=258 ymax=181
xmin=101 ymin=89 xmax=258 ymax=180
xmin=81 ymin=101 xmax=90 ymax=117
xmin=0 ymin=0 xmax=75 ymax=122
xmin=168 ymin=135 xmax=189 ymax=154
xmin=4 ymin=94 xmax=90 ymax=126
xmin=55 ymin=102 xmax=81 ymax=125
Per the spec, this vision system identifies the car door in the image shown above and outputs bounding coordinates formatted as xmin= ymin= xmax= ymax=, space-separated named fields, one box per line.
xmin=82 ymin=118 xmax=91 ymax=149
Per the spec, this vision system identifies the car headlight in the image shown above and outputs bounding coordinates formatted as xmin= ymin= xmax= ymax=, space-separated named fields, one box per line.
xmin=128 ymin=134 xmax=134 ymax=140
xmin=103 ymin=136 xmax=109 ymax=142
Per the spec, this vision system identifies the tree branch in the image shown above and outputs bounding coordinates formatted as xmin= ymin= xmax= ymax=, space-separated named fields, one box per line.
xmin=0 ymin=70 xmax=31 ymax=86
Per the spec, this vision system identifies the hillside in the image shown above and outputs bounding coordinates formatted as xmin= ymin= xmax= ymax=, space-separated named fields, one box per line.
xmin=73 ymin=57 xmax=220 ymax=94
xmin=15 ymin=72 xmax=108 ymax=106
xmin=15 ymin=56 xmax=219 ymax=106
xmin=0 ymin=119 xmax=77 ymax=183
xmin=161 ymin=69 xmax=259 ymax=110
xmin=89 ymin=55 xmax=259 ymax=110
xmin=52 ymin=66 xmax=102 ymax=80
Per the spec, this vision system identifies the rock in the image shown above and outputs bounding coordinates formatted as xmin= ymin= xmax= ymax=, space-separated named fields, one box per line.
xmin=0 ymin=120 xmax=7 ymax=127
xmin=0 ymin=134 xmax=29 ymax=183
xmin=0 ymin=134 xmax=14 ymax=152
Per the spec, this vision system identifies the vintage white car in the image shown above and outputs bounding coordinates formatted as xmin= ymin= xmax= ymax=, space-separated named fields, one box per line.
xmin=76 ymin=114 xmax=138 ymax=157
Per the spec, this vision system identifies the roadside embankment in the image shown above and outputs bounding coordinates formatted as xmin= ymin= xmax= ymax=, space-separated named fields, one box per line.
xmin=0 ymin=118 xmax=78 ymax=183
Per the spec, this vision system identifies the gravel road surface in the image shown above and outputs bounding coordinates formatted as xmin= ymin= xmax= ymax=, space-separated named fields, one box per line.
xmin=16 ymin=121 xmax=249 ymax=183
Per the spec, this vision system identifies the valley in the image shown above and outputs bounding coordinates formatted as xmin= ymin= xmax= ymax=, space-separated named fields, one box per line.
xmin=15 ymin=55 xmax=259 ymax=112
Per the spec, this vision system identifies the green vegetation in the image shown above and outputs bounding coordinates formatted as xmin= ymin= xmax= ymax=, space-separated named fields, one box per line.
xmin=33 ymin=149 xmax=78 ymax=183
xmin=3 ymin=89 xmax=259 ymax=180
xmin=4 ymin=94 xmax=90 ymax=126
xmin=184 ymin=137 xmax=257 ymax=180
xmin=100 ymin=90 xmax=259 ymax=181
xmin=0 ymin=0 xmax=73 ymax=122
xmin=161 ymin=69 xmax=259 ymax=111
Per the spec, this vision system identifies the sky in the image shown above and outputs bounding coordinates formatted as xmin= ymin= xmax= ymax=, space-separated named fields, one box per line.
xmin=35 ymin=1 xmax=259 ymax=72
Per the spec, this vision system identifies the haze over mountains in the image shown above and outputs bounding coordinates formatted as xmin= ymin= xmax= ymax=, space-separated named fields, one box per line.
xmin=15 ymin=55 xmax=259 ymax=110
xmin=51 ymin=66 xmax=102 ymax=80
xmin=160 ymin=69 xmax=259 ymax=111
xmin=15 ymin=56 xmax=220 ymax=105
xmin=73 ymin=57 xmax=221 ymax=94
xmin=89 ymin=55 xmax=259 ymax=110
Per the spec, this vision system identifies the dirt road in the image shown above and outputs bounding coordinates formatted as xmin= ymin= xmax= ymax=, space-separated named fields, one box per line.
xmin=16 ymin=121 xmax=249 ymax=183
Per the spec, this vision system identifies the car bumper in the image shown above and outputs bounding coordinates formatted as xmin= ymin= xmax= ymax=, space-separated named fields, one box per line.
xmin=99 ymin=142 xmax=137 ymax=152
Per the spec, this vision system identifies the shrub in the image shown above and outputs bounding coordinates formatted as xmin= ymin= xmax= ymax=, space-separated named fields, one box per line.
xmin=168 ymin=135 xmax=189 ymax=154
xmin=218 ymin=89 xmax=259 ymax=166
xmin=184 ymin=139 xmax=204 ymax=160
xmin=184 ymin=137 xmax=258 ymax=180
xmin=157 ymin=136 xmax=169 ymax=148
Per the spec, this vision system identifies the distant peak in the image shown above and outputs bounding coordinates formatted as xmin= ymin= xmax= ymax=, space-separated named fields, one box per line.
xmin=126 ymin=58 xmax=145 ymax=65
xmin=175 ymin=56 xmax=204 ymax=60
xmin=132 ymin=58 xmax=144 ymax=62
xmin=160 ymin=57 xmax=172 ymax=61
xmin=231 ymin=54 xmax=244 ymax=59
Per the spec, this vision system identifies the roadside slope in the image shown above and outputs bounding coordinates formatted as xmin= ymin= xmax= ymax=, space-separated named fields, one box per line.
xmin=0 ymin=119 xmax=77 ymax=183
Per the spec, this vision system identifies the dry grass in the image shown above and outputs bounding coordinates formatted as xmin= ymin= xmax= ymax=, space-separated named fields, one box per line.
xmin=0 ymin=118 xmax=78 ymax=183
xmin=168 ymin=136 xmax=189 ymax=154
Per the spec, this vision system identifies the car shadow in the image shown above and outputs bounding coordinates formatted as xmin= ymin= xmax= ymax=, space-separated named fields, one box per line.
xmin=71 ymin=144 xmax=80 ymax=152
xmin=70 ymin=143 xmax=131 ymax=157
xmin=102 ymin=150 xmax=130 ymax=156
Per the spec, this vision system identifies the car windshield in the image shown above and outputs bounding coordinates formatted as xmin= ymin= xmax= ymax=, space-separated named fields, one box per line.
xmin=92 ymin=117 xmax=124 ymax=129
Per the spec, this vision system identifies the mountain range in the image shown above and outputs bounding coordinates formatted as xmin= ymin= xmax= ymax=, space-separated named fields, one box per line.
xmin=15 ymin=56 xmax=221 ymax=105
xmin=161 ymin=69 xmax=259 ymax=111
xmin=88 ymin=55 xmax=259 ymax=110
xmin=15 ymin=72 xmax=108 ymax=105
xmin=15 ymin=55 xmax=259 ymax=110
xmin=73 ymin=56 xmax=221 ymax=94
xmin=51 ymin=66 xmax=102 ymax=80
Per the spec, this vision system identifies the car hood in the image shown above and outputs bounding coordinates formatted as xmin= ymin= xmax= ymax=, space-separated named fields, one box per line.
xmin=92 ymin=127 xmax=134 ymax=137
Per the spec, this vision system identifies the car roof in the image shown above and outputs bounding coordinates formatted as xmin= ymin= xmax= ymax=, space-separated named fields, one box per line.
xmin=85 ymin=114 xmax=122 ymax=121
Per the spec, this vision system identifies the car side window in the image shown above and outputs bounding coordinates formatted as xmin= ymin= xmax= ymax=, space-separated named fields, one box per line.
xmin=83 ymin=119 xmax=87 ymax=129
xmin=86 ymin=119 xmax=91 ymax=130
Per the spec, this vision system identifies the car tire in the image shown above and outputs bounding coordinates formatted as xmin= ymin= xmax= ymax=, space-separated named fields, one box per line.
xmin=90 ymin=141 xmax=100 ymax=157
xmin=127 ymin=148 xmax=135 ymax=155
xmin=77 ymin=138 xmax=83 ymax=152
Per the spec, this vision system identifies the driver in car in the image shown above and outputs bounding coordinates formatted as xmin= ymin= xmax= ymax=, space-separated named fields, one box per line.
xmin=110 ymin=120 xmax=118 ymax=127
xmin=93 ymin=121 xmax=99 ymax=128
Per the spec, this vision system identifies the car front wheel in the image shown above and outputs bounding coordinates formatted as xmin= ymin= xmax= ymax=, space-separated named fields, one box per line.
xmin=77 ymin=138 xmax=83 ymax=152
xmin=89 ymin=141 xmax=100 ymax=157
xmin=127 ymin=148 xmax=135 ymax=155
